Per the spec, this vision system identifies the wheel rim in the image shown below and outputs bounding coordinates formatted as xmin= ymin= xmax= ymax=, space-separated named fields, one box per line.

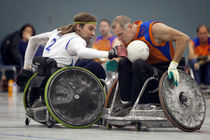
xmin=45 ymin=66 xmax=106 ymax=128
xmin=159 ymin=70 xmax=206 ymax=132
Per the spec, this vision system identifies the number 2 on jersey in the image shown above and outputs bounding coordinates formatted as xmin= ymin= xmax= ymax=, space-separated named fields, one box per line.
xmin=46 ymin=38 xmax=56 ymax=51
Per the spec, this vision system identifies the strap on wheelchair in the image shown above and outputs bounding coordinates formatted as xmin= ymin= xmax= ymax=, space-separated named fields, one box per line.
xmin=33 ymin=56 xmax=58 ymax=77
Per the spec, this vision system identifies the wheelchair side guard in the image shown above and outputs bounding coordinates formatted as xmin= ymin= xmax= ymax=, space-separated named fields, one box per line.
xmin=44 ymin=66 xmax=106 ymax=128
xmin=23 ymin=73 xmax=38 ymax=110
xmin=105 ymin=79 xmax=118 ymax=108
xmin=159 ymin=70 xmax=206 ymax=132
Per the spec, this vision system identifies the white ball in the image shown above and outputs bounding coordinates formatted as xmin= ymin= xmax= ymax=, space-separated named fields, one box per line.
xmin=127 ymin=40 xmax=149 ymax=62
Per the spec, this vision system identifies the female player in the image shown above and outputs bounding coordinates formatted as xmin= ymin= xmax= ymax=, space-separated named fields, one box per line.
xmin=16 ymin=12 xmax=126 ymax=87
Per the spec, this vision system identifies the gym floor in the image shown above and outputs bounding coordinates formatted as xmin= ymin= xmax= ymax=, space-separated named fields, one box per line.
xmin=0 ymin=92 xmax=210 ymax=140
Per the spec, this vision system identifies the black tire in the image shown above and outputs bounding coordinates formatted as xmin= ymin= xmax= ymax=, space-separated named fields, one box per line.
xmin=45 ymin=67 xmax=106 ymax=128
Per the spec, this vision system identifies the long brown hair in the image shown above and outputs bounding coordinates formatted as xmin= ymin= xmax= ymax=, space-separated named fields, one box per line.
xmin=58 ymin=12 xmax=97 ymax=36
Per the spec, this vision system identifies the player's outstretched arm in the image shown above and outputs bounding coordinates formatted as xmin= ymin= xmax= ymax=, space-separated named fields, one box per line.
xmin=151 ymin=23 xmax=190 ymax=63
xmin=152 ymin=23 xmax=190 ymax=86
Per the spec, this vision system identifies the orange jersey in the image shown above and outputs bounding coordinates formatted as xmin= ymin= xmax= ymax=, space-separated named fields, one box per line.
xmin=191 ymin=37 xmax=210 ymax=56
xmin=126 ymin=20 xmax=175 ymax=64
xmin=93 ymin=35 xmax=116 ymax=51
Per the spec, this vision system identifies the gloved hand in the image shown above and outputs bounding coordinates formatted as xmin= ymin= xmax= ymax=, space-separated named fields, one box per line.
xmin=108 ymin=45 xmax=127 ymax=59
xmin=168 ymin=61 xmax=179 ymax=86
xmin=105 ymin=60 xmax=118 ymax=72
xmin=16 ymin=69 xmax=33 ymax=87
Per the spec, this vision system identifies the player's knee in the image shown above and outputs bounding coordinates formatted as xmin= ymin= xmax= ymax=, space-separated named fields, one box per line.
xmin=118 ymin=58 xmax=132 ymax=72
xmin=90 ymin=61 xmax=106 ymax=80
xmin=132 ymin=59 xmax=148 ymax=72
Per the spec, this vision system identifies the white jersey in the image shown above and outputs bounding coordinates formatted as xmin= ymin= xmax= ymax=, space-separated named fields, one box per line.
xmin=24 ymin=29 xmax=108 ymax=69
xmin=43 ymin=31 xmax=84 ymax=67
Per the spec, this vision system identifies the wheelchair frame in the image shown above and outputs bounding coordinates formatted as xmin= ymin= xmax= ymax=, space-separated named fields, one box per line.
xmin=102 ymin=70 xmax=206 ymax=132
xmin=102 ymin=76 xmax=174 ymax=130
xmin=23 ymin=66 xmax=106 ymax=128
xmin=23 ymin=57 xmax=205 ymax=131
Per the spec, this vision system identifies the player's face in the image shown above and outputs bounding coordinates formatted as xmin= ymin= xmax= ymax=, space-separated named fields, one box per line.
xmin=112 ymin=23 xmax=133 ymax=44
xmin=198 ymin=26 xmax=209 ymax=43
xmin=99 ymin=21 xmax=111 ymax=36
xmin=79 ymin=24 xmax=96 ymax=41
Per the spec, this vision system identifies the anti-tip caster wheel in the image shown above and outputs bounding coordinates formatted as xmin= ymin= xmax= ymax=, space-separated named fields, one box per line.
xmin=105 ymin=123 xmax=112 ymax=130
xmin=25 ymin=118 xmax=30 ymax=126
xmin=46 ymin=121 xmax=54 ymax=128
xmin=95 ymin=118 xmax=103 ymax=125
xmin=135 ymin=122 xmax=141 ymax=131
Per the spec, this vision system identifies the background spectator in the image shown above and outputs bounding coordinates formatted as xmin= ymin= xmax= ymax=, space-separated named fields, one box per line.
xmin=93 ymin=19 xmax=121 ymax=64
xmin=18 ymin=24 xmax=43 ymax=66
xmin=188 ymin=25 xmax=210 ymax=86
xmin=1 ymin=24 xmax=35 ymax=71
xmin=0 ymin=24 xmax=43 ymax=91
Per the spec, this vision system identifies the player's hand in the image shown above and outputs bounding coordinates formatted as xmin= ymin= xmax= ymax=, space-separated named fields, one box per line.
xmin=108 ymin=45 xmax=127 ymax=59
xmin=16 ymin=69 xmax=33 ymax=87
xmin=168 ymin=61 xmax=179 ymax=86
xmin=105 ymin=60 xmax=118 ymax=72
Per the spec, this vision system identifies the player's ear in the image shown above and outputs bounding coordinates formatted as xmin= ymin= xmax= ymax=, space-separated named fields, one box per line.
xmin=76 ymin=24 xmax=81 ymax=31
xmin=128 ymin=23 xmax=133 ymax=29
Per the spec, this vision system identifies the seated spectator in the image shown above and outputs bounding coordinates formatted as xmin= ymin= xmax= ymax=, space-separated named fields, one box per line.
xmin=93 ymin=19 xmax=121 ymax=64
xmin=188 ymin=25 xmax=210 ymax=86
xmin=18 ymin=24 xmax=43 ymax=66
xmin=1 ymin=24 xmax=34 ymax=71
xmin=0 ymin=24 xmax=43 ymax=91
xmin=1 ymin=24 xmax=43 ymax=71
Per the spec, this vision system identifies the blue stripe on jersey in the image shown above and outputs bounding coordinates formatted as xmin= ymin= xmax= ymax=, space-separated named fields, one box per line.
xmin=65 ymin=36 xmax=79 ymax=49
xmin=137 ymin=21 xmax=154 ymax=38
xmin=193 ymin=38 xmax=200 ymax=48
xmin=96 ymin=36 xmax=103 ymax=41
xmin=108 ymin=36 xmax=117 ymax=47
xmin=193 ymin=37 xmax=210 ymax=48
xmin=153 ymin=42 xmax=172 ymax=61
xmin=69 ymin=59 xmax=73 ymax=66
xmin=138 ymin=21 xmax=172 ymax=61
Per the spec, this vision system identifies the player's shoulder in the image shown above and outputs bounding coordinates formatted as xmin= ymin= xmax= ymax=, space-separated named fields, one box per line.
xmin=66 ymin=32 xmax=86 ymax=46
xmin=46 ymin=29 xmax=60 ymax=37
xmin=70 ymin=32 xmax=85 ymax=41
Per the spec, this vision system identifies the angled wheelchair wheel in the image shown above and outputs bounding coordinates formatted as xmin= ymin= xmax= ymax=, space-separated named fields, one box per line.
xmin=23 ymin=73 xmax=48 ymax=124
xmin=23 ymin=73 xmax=47 ymax=125
xmin=23 ymin=73 xmax=46 ymax=110
xmin=159 ymin=70 xmax=206 ymax=132
xmin=44 ymin=66 xmax=106 ymax=128
xmin=23 ymin=73 xmax=38 ymax=110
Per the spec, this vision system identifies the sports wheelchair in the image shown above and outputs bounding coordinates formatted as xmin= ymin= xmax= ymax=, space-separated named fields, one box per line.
xmin=102 ymin=59 xmax=206 ymax=132
xmin=23 ymin=57 xmax=206 ymax=132
xmin=23 ymin=57 xmax=106 ymax=128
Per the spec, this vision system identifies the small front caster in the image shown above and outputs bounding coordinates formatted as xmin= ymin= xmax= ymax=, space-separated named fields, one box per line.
xmin=25 ymin=118 xmax=30 ymax=126
xmin=46 ymin=121 xmax=54 ymax=128
xmin=135 ymin=122 xmax=141 ymax=131
xmin=96 ymin=118 xmax=103 ymax=125
xmin=105 ymin=123 xmax=112 ymax=130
